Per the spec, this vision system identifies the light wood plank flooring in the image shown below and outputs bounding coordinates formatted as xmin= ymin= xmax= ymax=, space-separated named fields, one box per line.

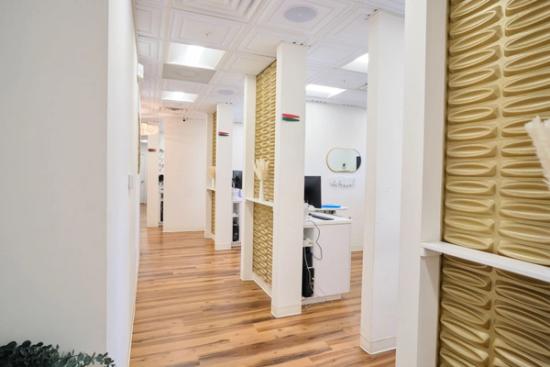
xmin=130 ymin=212 xmax=395 ymax=366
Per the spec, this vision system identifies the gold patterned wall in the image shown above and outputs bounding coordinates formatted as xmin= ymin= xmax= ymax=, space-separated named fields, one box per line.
xmin=254 ymin=61 xmax=276 ymax=201
xmin=252 ymin=62 xmax=276 ymax=285
xmin=211 ymin=112 xmax=217 ymax=235
xmin=252 ymin=204 xmax=273 ymax=284
xmin=440 ymin=0 xmax=550 ymax=365
xmin=439 ymin=255 xmax=550 ymax=366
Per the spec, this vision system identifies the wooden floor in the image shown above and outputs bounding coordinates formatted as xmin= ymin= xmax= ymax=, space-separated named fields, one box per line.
xmin=130 ymin=210 xmax=395 ymax=367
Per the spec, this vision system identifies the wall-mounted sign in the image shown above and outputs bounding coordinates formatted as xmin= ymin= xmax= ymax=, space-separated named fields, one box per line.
xmin=218 ymin=131 xmax=230 ymax=137
xmin=282 ymin=113 xmax=300 ymax=122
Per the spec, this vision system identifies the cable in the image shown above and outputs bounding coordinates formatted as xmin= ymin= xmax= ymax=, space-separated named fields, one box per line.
xmin=305 ymin=217 xmax=323 ymax=260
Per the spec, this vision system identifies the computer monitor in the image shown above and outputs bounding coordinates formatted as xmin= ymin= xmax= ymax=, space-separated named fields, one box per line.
xmin=232 ymin=170 xmax=242 ymax=189
xmin=304 ymin=176 xmax=322 ymax=208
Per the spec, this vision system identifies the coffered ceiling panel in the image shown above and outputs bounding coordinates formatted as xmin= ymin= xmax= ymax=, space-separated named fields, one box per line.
xmin=239 ymin=29 xmax=307 ymax=57
xmin=221 ymin=53 xmax=275 ymax=75
xmin=172 ymin=0 xmax=264 ymax=22
xmin=134 ymin=0 xmax=405 ymax=121
xmin=135 ymin=4 xmax=162 ymax=38
xmin=257 ymin=0 xmax=351 ymax=36
xmin=162 ymin=64 xmax=216 ymax=84
xmin=137 ymin=36 xmax=159 ymax=60
xmin=170 ymin=10 xmax=244 ymax=49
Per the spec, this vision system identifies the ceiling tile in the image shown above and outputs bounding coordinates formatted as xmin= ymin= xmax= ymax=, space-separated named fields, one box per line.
xmin=137 ymin=36 xmax=159 ymax=60
xmin=172 ymin=0 xmax=264 ymax=22
xmin=162 ymin=64 xmax=216 ymax=84
xmin=135 ymin=5 xmax=162 ymax=38
xmin=257 ymin=0 xmax=351 ymax=36
xmin=238 ymin=28 xmax=308 ymax=57
xmin=170 ymin=10 xmax=244 ymax=49
xmin=221 ymin=52 xmax=275 ymax=75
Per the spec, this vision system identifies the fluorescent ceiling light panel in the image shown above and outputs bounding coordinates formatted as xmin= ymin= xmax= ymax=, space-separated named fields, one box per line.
xmin=167 ymin=43 xmax=225 ymax=70
xmin=342 ymin=53 xmax=369 ymax=73
xmin=161 ymin=91 xmax=198 ymax=103
xmin=306 ymin=84 xmax=346 ymax=98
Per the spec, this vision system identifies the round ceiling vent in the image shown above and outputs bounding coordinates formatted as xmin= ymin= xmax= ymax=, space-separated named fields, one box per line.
xmin=284 ymin=6 xmax=318 ymax=23
xmin=217 ymin=89 xmax=234 ymax=96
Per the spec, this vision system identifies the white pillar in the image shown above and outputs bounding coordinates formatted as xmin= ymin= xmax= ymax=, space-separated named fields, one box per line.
xmin=205 ymin=113 xmax=214 ymax=238
xmin=397 ymin=0 xmax=447 ymax=366
xmin=146 ymin=133 xmax=160 ymax=227
xmin=360 ymin=10 xmax=404 ymax=354
xmin=241 ymin=75 xmax=256 ymax=280
xmin=271 ymin=43 xmax=307 ymax=317
xmin=214 ymin=104 xmax=234 ymax=250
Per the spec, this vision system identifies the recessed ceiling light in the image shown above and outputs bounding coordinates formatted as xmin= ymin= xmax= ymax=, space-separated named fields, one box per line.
xmin=284 ymin=6 xmax=318 ymax=23
xmin=342 ymin=53 xmax=369 ymax=73
xmin=306 ymin=84 xmax=346 ymax=98
xmin=218 ymin=89 xmax=234 ymax=96
xmin=161 ymin=91 xmax=198 ymax=103
xmin=167 ymin=43 xmax=225 ymax=70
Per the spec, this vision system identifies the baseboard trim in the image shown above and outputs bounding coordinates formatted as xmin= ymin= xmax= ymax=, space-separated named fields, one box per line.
xmin=252 ymin=272 xmax=272 ymax=298
xmin=271 ymin=304 xmax=301 ymax=318
xmin=215 ymin=241 xmax=232 ymax=251
xmin=360 ymin=335 xmax=396 ymax=354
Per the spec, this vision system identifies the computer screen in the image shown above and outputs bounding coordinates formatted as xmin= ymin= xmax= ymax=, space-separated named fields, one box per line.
xmin=232 ymin=170 xmax=242 ymax=189
xmin=304 ymin=176 xmax=321 ymax=208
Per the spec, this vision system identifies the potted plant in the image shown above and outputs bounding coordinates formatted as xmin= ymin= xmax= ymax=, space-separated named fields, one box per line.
xmin=0 ymin=340 xmax=115 ymax=367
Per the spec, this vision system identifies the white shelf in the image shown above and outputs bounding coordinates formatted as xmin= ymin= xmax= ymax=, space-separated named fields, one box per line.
xmin=422 ymin=241 xmax=550 ymax=283
xmin=206 ymin=187 xmax=215 ymax=192
xmin=246 ymin=197 xmax=274 ymax=207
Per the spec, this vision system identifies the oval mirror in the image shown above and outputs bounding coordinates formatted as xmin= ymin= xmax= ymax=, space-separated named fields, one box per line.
xmin=326 ymin=148 xmax=362 ymax=173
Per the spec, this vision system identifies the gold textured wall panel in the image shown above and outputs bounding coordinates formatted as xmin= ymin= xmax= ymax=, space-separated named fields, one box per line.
xmin=252 ymin=203 xmax=273 ymax=284
xmin=254 ymin=61 xmax=276 ymax=201
xmin=211 ymin=192 xmax=216 ymax=235
xmin=439 ymin=255 xmax=550 ymax=366
xmin=252 ymin=62 xmax=276 ymax=285
xmin=440 ymin=0 xmax=550 ymax=365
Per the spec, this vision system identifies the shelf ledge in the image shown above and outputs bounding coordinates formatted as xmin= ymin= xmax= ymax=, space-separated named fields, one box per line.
xmin=206 ymin=187 xmax=215 ymax=192
xmin=422 ymin=241 xmax=550 ymax=283
xmin=246 ymin=197 xmax=274 ymax=207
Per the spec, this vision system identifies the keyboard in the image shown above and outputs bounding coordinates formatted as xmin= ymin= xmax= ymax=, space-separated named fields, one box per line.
xmin=309 ymin=213 xmax=334 ymax=221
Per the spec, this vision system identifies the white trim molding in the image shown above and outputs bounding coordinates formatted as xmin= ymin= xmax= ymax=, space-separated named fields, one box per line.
xmin=422 ymin=241 xmax=550 ymax=283
xmin=396 ymin=0 xmax=448 ymax=366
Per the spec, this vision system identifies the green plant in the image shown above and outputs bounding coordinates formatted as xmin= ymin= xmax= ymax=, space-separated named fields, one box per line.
xmin=0 ymin=341 xmax=115 ymax=367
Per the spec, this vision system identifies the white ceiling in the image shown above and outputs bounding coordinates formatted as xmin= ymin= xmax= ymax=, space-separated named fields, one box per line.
xmin=135 ymin=0 xmax=405 ymax=122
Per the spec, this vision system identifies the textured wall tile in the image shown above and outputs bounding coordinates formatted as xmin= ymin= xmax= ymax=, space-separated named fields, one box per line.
xmin=441 ymin=0 xmax=550 ymax=365
xmin=252 ymin=62 xmax=276 ymax=285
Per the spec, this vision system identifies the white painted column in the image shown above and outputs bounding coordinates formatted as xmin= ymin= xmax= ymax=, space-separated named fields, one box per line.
xmin=214 ymin=104 xmax=234 ymax=250
xmin=396 ymin=1 xmax=447 ymax=366
xmin=205 ymin=113 xmax=214 ymax=239
xmin=146 ymin=133 xmax=160 ymax=227
xmin=241 ymin=75 xmax=256 ymax=280
xmin=360 ymin=10 xmax=404 ymax=354
xmin=271 ymin=43 xmax=307 ymax=317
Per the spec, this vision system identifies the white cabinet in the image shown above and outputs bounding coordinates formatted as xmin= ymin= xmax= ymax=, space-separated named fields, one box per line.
xmin=303 ymin=215 xmax=352 ymax=302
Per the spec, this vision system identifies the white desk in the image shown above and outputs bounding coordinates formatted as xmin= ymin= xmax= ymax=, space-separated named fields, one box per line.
xmin=303 ymin=213 xmax=352 ymax=304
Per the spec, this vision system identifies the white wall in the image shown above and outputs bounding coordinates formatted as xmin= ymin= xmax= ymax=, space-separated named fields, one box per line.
xmin=0 ymin=0 xmax=108 ymax=353
xmin=304 ymin=102 xmax=367 ymax=250
xmin=163 ymin=116 xmax=207 ymax=232
xmin=107 ymin=0 xmax=140 ymax=364
xmin=0 ymin=1 xmax=139 ymax=365
xmin=232 ymin=122 xmax=244 ymax=171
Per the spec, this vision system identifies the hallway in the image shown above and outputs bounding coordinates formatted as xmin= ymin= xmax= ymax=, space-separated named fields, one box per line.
xmin=130 ymin=208 xmax=395 ymax=366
